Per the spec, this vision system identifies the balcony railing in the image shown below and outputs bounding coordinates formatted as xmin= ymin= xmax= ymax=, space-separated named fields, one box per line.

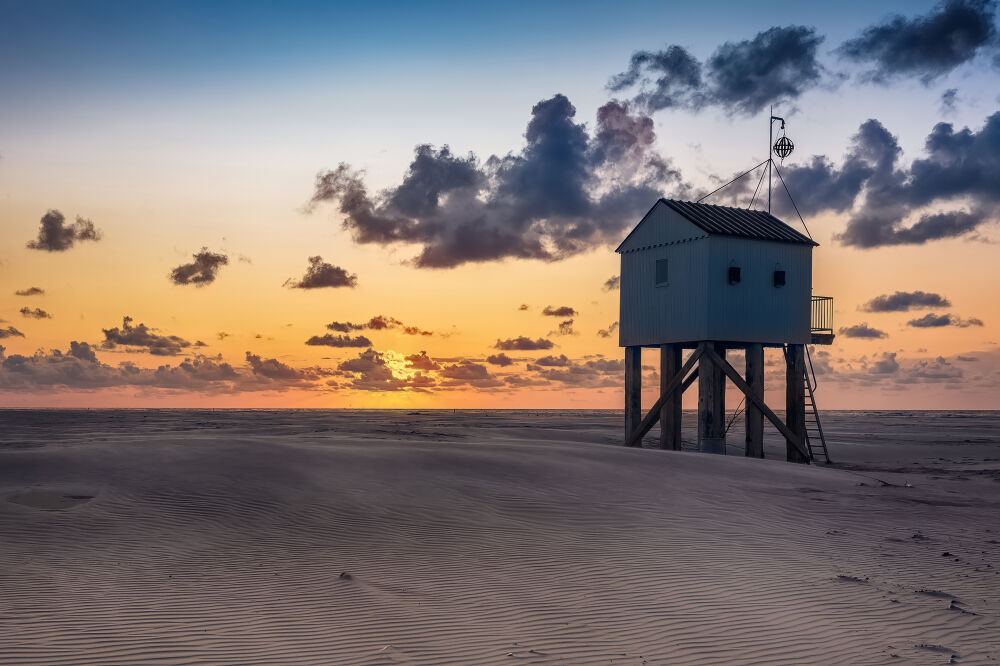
xmin=811 ymin=296 xmax=833 ymax=334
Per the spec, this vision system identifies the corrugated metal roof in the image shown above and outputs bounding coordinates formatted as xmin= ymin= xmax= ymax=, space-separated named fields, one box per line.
xmin=661 ymin=199 xmax=817 ymax=246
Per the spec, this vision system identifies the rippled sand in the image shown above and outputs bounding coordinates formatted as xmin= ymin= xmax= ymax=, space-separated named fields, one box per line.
xmin=1 ymin=410 xmax=998 ymax=664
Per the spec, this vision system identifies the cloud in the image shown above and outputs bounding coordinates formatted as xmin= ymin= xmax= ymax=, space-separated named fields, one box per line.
xmin=838 ymin=323 xmax=888 ymax=339
xmin=779 ymin=110 xmax=1000 ymax=247
xmin=26 ymin=210 xmax=102 ymax=252
xmin=597 ymin=321 xmax=620 ymax=338
xmin=603 ymin=275 xmax=620 ymax=291
xmin=304 ymin=333 xmax=373 ymax=347
xmin=405 ymin=351 xmax=440 ymax=371
xmin=494 ymin=336 xmax=554 ymax=351
xmin=533 ymin=354 xmax=572 ymax=367
xmin=19 ymin=307 xmax=52 ymax=320
xmin=0 ymin=342 xmax=333 ymax=393
xmin=837 ymin=0 xmax=999 ymax=84
xmin=307 ymin=95 xmax=684 ymax=268
xmin=907 ymin=312 xmax=984 ymax=327
xmin=324 ymin=315 xmax=433 ymax=336
xmin=101 ymin=316 xmax=193 ymax=356
xmin=517 ymin=304 xmax=529 ymax=311
xmin=170 ymin=248 xmax=229 ymax=286
xmin=526 ymin=356 xmax=623 ymax=388
xmin=285 ymin=256 xmax=358 ymax=289
xmin=485 ymin=353 xmax=514 ymax=367
xmin=0 ymin=327 xmax=26 ymax=339
xmin=550 ymin=319 xmax=576 ymax=336
xmin=608 ymin=26 xmax=826 ymax=116
xmin=437 ymin=360 xmax=502 ymax=387
xmin=542 ymin=305 xmax=577 ymax=317
xmin=245 ymin=352 xmax=327 ymax=381
xmin=336 ymin=349 xmax=433 ymax=392
xmin=860 ymin=290 xmax=951 ymax=312
xmin=15 ymin=287 xmax=44 ymax=296
xmin=869 ymin=352 xmax=900 ymax=374
xmin=941 ymin=88 xmax=960 ymax=114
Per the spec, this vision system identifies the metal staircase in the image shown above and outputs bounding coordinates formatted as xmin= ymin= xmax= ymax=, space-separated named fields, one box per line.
xmin=803 ymin=347 xmax=831 ymax=463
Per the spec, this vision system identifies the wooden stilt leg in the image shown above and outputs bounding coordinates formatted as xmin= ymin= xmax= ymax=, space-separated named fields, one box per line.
xmin=785 ymin=344 xmax=809 ymax=464
xmin=745 ymin=343 xmax=764 ymax=458
xmin=625 ymin=346 xmax=642 ymax=442
xmin=698 ymin=342 xmax=726 ymax=454
xmin=659 ymin=344 xmax=682 ymax=450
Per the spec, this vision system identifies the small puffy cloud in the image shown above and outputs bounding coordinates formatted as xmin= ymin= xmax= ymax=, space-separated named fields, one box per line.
xmin=550 ymin=319 xmax=576 ymax=336
xmin=0 ymin=327 xmax=26 ymax=339
xmin=838 ymin=323 xmax=888 ymax=339
xmin=244 ymin=352 xmax=326 ymax=381
xmin=494 ymin=336 xmax=554 ymax=351
xmin=533 ymin=354 xmax=571 ymax=367
xmin=837 ymin=0 xmax=999 ymax=84
xmin=26 ymin=210 xmax=101 ymax=252
xmin=19 ymin=307 xmax=52 ymax=320
xmin=438 ymin=360 xmax=500 ymax=387
xmin=170 ymin=248 xmax=229 ymax=286
xmin=597 ymin=321 xmax=619 ymax=338
xmin=101 ymin=316 xmax=192 ymax=356
xmin=908 ymin=313 xmax=984 ymax=327
xmin=286 ymin=256 xmax=358 ymax=289
xmin=869 ymin=352 xmax=900 ymax=374
xmin=305 ymin=333 xmax=373 ymax=347
xmin=603 ymin=275 xmax=620 ymax=291
xmin=860 ymin=291 xmax=951 ymax=312
xmin=405 ymin=350 xmax=440 ymax=370
xmin=517 ymin=304 xmax=530 ymax=311
xmin=542 ymin=305 xmax=578 ymax=317
xmin=485 ymin=353 xmax=514 ymax=367
xmin=15 ymin=287 xmax=44 ymax=296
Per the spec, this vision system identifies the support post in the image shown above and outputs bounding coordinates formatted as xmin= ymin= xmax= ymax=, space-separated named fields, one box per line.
xmin=625 ymin=346 xmax=642 ymax=442
xmin=659 ymin=344 xmax=683 ymax=450
xmin=785 ymin=344 xmax=809 ymax=464
xmin=698 ymin=342 xmax=726 ymax=454
xmin=745 ymin=343 xmax=764 ymax=458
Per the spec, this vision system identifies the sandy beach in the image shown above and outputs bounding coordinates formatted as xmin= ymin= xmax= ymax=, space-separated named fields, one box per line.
xmin=0 ymin=410 xmax=998 ymax=665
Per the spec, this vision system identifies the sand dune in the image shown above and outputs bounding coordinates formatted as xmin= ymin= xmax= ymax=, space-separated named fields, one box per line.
xmin=0 ymin=410 xmax=997 ymax=664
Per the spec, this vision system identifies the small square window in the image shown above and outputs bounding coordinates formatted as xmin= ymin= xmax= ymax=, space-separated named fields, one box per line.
xmin=655 ymin=259 xmax=669 ymax=285
xmin=728 ymin=266 xmax=741 ymax=284
xmin=773 ymin=270 xmax=786 ymax=287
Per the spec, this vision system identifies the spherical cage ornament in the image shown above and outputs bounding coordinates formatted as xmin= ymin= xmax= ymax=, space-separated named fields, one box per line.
xmin=773 ymin=135 xmax=794 ymax=159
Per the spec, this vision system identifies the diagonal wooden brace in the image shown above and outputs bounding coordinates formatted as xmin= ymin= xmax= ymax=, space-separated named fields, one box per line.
xmin=701 ymin=345 xmax=811 ymax=462
xmin=624 ymin=343 xmax=705 ymax=448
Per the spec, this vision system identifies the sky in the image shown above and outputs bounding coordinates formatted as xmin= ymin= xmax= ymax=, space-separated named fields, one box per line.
xmin=1 ymin=0 xmax=998 ymax=409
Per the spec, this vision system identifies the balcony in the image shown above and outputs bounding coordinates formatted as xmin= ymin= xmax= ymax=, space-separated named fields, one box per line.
xmin=811 ymin=296 xmax=835 ymax=345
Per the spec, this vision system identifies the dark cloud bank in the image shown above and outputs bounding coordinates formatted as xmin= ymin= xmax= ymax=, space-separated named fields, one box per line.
xmin=15 ymin=287 xmax=44 ymax=297
xmin=837 ymin=0 xmax=999 ymax=84
xmin=778 ymin=109 xmax=1000 ymax=247
xmin=608 ymin=26 xmax=827 ymax=116
xmin=839 ymin=323 xmax=889 ymax=339
xmin=308 ymin=95 xmax=685 ymax=269
xmin=307 ymin=315 xmax=434 ymax=346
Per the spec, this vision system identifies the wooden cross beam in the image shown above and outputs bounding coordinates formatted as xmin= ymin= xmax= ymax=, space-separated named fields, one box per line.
xmin=681 ymin=367 xmax=699 ymax=393
xmin=700 ymin=345 xmax=811 ymax=461
xmin=624 ymin=343 xmax=705 ymax=448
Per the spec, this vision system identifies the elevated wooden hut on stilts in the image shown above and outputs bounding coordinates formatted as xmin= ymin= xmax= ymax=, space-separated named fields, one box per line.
xmin=617 ymin=114 xmax=834 ymax=462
